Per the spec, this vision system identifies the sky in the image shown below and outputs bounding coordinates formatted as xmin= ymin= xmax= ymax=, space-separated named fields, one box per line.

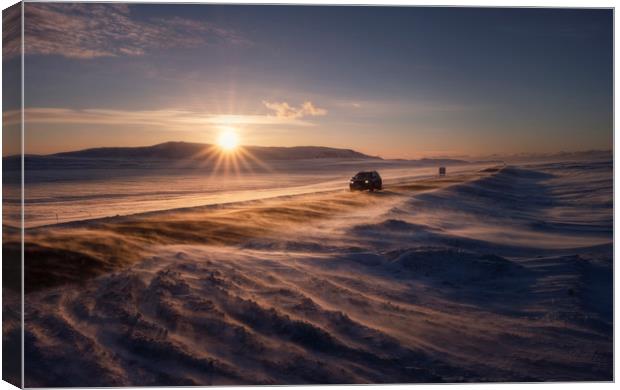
xmin=2 ymin=3 xmax=613 ymax=158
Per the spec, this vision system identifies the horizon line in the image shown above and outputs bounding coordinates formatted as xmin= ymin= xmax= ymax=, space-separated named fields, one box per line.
xmin=4 ymin=140 xmax=613 ymax=161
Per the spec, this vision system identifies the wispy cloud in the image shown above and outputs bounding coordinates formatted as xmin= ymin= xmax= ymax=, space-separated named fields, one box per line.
xmin=263 ymin=101 xmax=327 ymax=119
xmin=15 ymin=3 xmax=249 ymax=59
xmin=6 ymin=107 xmax=315 ymax=129
xmin=2 ymin=4 xmax=21 ymax=58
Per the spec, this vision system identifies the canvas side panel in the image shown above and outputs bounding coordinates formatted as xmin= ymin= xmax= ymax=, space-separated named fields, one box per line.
xmin=2 ymin=1 xmax=23 ymax=388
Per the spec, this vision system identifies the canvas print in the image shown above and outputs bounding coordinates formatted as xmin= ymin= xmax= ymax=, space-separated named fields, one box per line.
xmin=2 ymin=2 xmax=613 ymax=387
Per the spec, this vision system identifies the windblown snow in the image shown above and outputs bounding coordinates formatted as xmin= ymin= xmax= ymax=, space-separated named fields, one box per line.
xmin=3 ymin=158 xmax=612 ymax=386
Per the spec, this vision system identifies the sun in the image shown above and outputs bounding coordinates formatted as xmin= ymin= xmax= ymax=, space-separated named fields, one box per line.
xmin=217 ymin=129 xmax=239 ymax=151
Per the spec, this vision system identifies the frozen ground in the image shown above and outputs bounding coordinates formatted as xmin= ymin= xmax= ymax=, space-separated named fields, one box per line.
xmin=3 ymin=158 xmax=612 ymax=386
xmin=7 ymin=159 xmax=481 ymax=228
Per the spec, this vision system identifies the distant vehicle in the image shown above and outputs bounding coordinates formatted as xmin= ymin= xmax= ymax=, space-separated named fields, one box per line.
xmin=439 ymin=166 xmax=446 ymax=176
xmin=349 ymin=171 xmax=382 ymax=191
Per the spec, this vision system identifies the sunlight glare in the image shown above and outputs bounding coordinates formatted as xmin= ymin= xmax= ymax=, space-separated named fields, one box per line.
xmin=217 ymin=129 xmax=239 ymax=151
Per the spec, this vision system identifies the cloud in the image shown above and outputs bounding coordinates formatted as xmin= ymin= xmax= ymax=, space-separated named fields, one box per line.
xmin=13 ymin=3 xmax=249 ymax=59
xmin=263 ymin=101 xmax=327 ymax=119
xmin=5 ymin=107 xmax=315 ymax=129
xmin=2 ymin=4 xmax=21 ymax=59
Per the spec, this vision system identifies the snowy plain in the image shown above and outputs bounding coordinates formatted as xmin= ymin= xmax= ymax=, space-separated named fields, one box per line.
xmin=2 ymin=156 xmax=612 ymax=386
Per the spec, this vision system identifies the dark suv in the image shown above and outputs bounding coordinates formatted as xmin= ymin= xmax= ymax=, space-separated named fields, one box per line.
xmin=349 ymin=171 xmax=382 ymax=191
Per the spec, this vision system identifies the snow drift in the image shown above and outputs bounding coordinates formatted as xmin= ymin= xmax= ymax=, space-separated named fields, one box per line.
xmin=3 ymin=159 xmax=612 ymax=386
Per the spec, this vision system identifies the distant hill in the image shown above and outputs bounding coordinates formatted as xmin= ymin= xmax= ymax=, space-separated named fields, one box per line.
xmin=48 ymin=141 xmax=382 ymax=161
